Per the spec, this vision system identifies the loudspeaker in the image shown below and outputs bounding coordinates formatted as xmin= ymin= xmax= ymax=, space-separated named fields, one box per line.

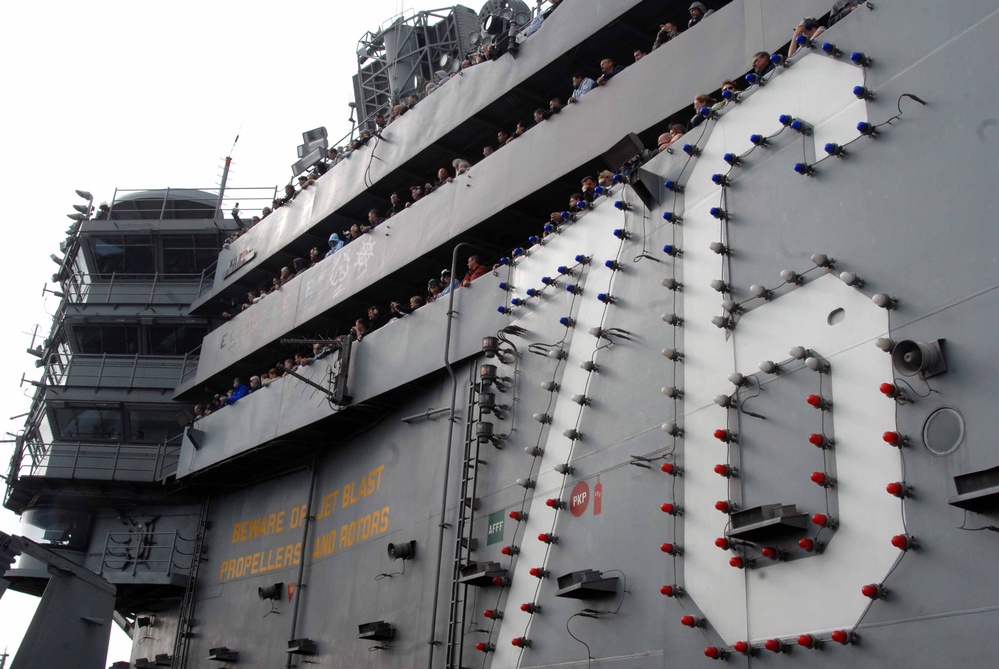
xmin=258 ymin=582 xmax=284 ymax=601
xmin=387 ymin=540 xmax=416 ymax=561
xmin=891 ymin=339 xmax=946 ymax=378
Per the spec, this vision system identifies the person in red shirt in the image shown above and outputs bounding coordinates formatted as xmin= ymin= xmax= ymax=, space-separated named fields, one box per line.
xmin=461 ymin=255 xmax=488 ymax=286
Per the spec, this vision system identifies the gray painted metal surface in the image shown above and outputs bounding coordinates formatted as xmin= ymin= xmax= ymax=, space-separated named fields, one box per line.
xmin=6 ymin=2 xmax=999 ymax=669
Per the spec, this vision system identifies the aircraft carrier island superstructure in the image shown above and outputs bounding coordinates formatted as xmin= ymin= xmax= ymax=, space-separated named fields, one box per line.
xmin=4 ymin=1 xmax=999 ymax=668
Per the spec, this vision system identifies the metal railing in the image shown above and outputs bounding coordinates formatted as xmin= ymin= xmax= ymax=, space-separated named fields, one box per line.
xmin=63 ymin=271 xmax=205 ymax=305
xmin=17 ymin=434 xmax=182 ymax=483
xmin=43 ymin=352 xmax=197 ymax=390
xmin=102 ymin=185 xmax=277 ymax=224
xmin=101 ymin=527 xmax=196 ymax=578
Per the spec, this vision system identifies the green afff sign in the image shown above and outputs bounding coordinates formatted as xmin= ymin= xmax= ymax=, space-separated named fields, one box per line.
xmin=487 ymin=511 xmax=505 ymax=545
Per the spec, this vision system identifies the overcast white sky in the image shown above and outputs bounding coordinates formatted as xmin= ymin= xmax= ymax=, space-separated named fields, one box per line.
xmin=0 ymin=0 xmax=454 ymax=663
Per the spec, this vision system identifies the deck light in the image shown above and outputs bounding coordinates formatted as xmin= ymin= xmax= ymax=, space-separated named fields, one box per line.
xmin=749 ymin=133 xmax=768 ymax=146
xmin=765 ymin=639 xmax=787 ymax=653
xmin=661 ymin=386 xmax=682 ymax=398
xmin=682 ymin=143 xmax=700 ymax=156
xmin=811 ymin=253 xmax=834 ymax=267
xmin=612 ymin=228 xmax=630 ymax=239
xmin=605 ymin=259 xmax=622 ymax=270
xmin=886 ymin=481 xmax=911 ymax=498
xmin=793 ymin=162 xmax=815 ymax=176
xmin=709 ymin=207 xmax=728 ymax=220
xmin=734 ymin=641 xmax=753 ymax=655
xmin=891 ymin=534 xmax=915 ymax=551
xmin=525 ymin=288 xmax=538 ymax=297
xmin=540 ymin=381 xmax=559 ymax=392
xmin=660 ymin=542 xmax=681 ymax=555
xmin=510 ymin=298 xmax=525 ymax=306
xmin=661 ymin=462 xmax=680 ymax=475
xmin=662 ymin=244 xmax=681 ymax=257
xmin=723 ymin=152 xmax=741 ymax=165
xmin=664 ymin=179 xmax=684 ymax=192
xmin=509 ymin=511 xmax=527 ymax=521
xmin=511 ymin=637 xmax=531 ymax=648
xmin=715 ymin=537 xmax=730 ymax=549
xmin=839 ymin=271 xmax=864 ymax=287
xmin=811 ymin=471 xmax=834 ymax=487
xmin=560 ymin=429 xmax=580 ymax=442
xmin=662 ymin=278 xmax=682 ymax=292
xmin=662 ymin=503 xmax=680 ymax=515
xmin=730 ymin=556 xmax=745 ymax=569
xmin=614 ymin=201 xmax=631 ymax=211
xmin=857 ymin=121 xmax=878 ymax=136
xmin=543 ymin=223 xmax=555 ymax=233
xmin=824 ymin=142 xmax=847 ymax=157
xmin=711 ymin=173 xmax=730 ymax=186
xmin=872 ymin=293 xmax=897 ymax=309
xmin=596 ymin=292 xmax=614 ymax=303
xmin=705 ymin=647 xmax=726 ymax=660
xmin=851 ymin=51 xmax=872 ymax=67
xmin=862 ymin=583 xmax=885 ymax=599
xmin=525 ymin=445 xmax=544 ymax=457
xmin=805 ymin=357 xmax=827 ymax=372
xmin=516 ymin=477 xmax=536 ymax=488
xmin=660 ymin=584 xmax=683 ymax=597
xmin=483 ymin=609 xmax=503 ymax=619
xmin=714 ymin=394 xmax=734 ymax=407
xmin=798 ymin=538 xmax=817 ymax=551
xmin=883 ymin=431 xmax=904 ymax=446
xmin=750 ymin=284 xmax=772 ymax=299
xmin=821 ymin=42 xmax=842 ymax=56
xmin=793 ymin=35 xmax=809 ymax=49
xmin=681 ymin=615 xmax=703 ymax=628
xmin=806 ymin=394 xmax=829 ymax=409
xmin=721 ymin=89 xmax=741 ymax=102
xmin=811 ymin=513 xmax=834 ymax=527
xmin=790 ymin=118 xmax=811 ymax=134
xmin=709 ymin=242 xmax=729 ymax=255
xmin=546 ymin=498 xmax=565 ymax=509
xmin=710 ymin=279 xmax=731 ymax=293
xmin=728 ymin=372 xmax=747 ymax=386
xmin=854 ymin=85 xmax=875 ymax=100
xmin=559 ymin=316 xmax=575 ymax=327
xmin=809 ymin=433 xmax=830 ymax=448
xmin=715 ymin=464 xmax=736 ymax=478
xmin=831 ymin=630 xmax=851 ymax=644
xmin=715 ymin=500 xmax=736 ymax=513
xmin=661 ymin=423 xmax=682 ymax=437
xmin=780 ymin=269 xmax=803 ymax=283
xmin=580 ymin=360 xmax=598 ymax=372
xmin=745 ymin=73 xmax=759 ymax=85
xmin=565 ymin=284 xmax=582 ymax=295
xmin=761 ymin=547 xmax=779 ymax=559
xmin=662 ymin=348 xmax=682 ymax=360
xmin=475 ymin=642 xmax=495 ymax=653
xmin=532 ymin=413 xmax=551 ymax=424
xmin=662 ymin=313 xmax=683 ymax=326
xmin=500 ymin=545 xmax=519 ymax=556
xmin=759 ymin=360 xmax=780 ymax=374
xmin=529 ymin=567 xmax=548 ymax=578
xmin=538 ymin=533 xmax=557 ymax=544
xmin=714 ymin=429 xmax=735 ymax=442
xmin=798 ymin=634 xmax=819 ymax=648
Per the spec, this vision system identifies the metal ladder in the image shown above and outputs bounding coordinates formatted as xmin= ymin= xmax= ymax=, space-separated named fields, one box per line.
xmin=171 ymin=498 xmax=210 ymax=668
xmin=444 ymin=376 xmax=484 ymax=669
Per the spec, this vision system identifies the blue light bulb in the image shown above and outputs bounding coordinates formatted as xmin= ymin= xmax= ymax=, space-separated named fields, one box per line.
xmin=511 ymin=298 xmax=524 ymax=306
xmin=560 ymin=211 xmax=570 ymax=220
xmin=663 ymin=212 xmax=677 ymax=222
xmin=793 ymin=162 xmax=813 ymax=175
xmin=771 ymin=53 xmax=785 ymax=64
xmin=710 ymin=207 xmax=726 ymax=219
xmin=790 ymin=119 xmax=804 ymax=132
xmin=721 ymin=89 xmax=734 ymax=100
xmin=543 ymin=224 xmax=554 ymax=233
xmin=513 ymin=247 xmax=523 ymax=256
xmin=498 ymin=282 xmax=509 ymax=291
xmin=682 ymin=143 xmax=697 ymax=155
xmin=824 ymin=143 xmax=841 ymax=155
xmin=526 ymin=288 xmax=538 ymax=297
xmin=711 ymin=173 xmax=728 ymax=186
xmin=528 ymin=235 xmax=539 ymax=244
xmin=558 ymin=265 xmax=570 ymax=274
xmin=857 ymin=121 xmax=874 ymax=135
xmin=500 ymin=257 xmax=510 ymax=265
xmin=565 ymin=284 xmax=577 ymax=293
xmin=573 ymin=255 xmax=587 ymax=264
xmin=795 ymin=35 xmax=807 ymax=46
xmin=821 ymin=42 xmax=839 ymax=55
xmin=850 ymin=51 xmax=870 ymax=66
xmin=541 ymin=276 xmax=554 ymax=285
xmin=663 ymin=245 xmax=679 ymax=256
xmin=498 ymin=306 xmax=510 ymax=314
xmin=594 ymin=185 xmax=604 ymax=196
xmin=723 ymin=153 xmax=739 ymax=165
xmin=750 ymin=133 xmax=766 ymax=145
xmin=612 ymin=173 xmax=623 ymax=183
xmin=745 ymin=73 xmax=758 ymax=85
xmin=559 ymin=316 xmax=573 ymax=326
xmin=699 ymin=106 xmax=711 ymax=118
xmin=779 ymin=114 xmax=793 ymax=126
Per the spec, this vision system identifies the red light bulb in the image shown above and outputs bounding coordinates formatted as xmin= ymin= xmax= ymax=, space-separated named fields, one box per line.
xmin=798 ymin=538 xmax=815 ymax=551
xmin=734 ymin=641 xmax=751 ymax=654
xmin=511 ymin=636 xmax=529 ymax=648
xmin=704 ymin=646 xmax=722 ymax=659
xmin=730 ymin=556 xmax=745 ymax=569
xmin=883 ymin=431 xmax=901 ymax=445
xmin=492 ymin=576 xmax=508 ymax=586
xmin=714 ymin=463 xmax=733 ymax=477
xmin=715 ymin=537 xmax=730 ymax=549
xmin=831 ymin=630 xmax=850 ymax=644
xmin=891 ymin=534 xmax=912 ymax=550
xmin=880 ymin=382 xmax=896 ymax=396
xmin=862 ymin=583 xmax=883 ymax=599
xmin=808 ymin=433 xmax=827 ymax=446
xmin=798 ymin=634 xmax=816 ymax=648
xmin=886 ymin=481 xmax=908 ymax=497
xmin=810 ymin=471 xmax=828 ymax=486
xmin=715 ymin=500 xmax=732 ymax=513
xmin=538 ymin=533 xmax=556 ymax=544
xmin=529 ymin=567 xmax=546 ymax=578
xmin=509 ymin=510 xmax=525 ymax=521
xmin=765 ymin=639 xmax=784 ymax=653
xmin=661 ymin=502 xmax=678 ymax=514
xmin=483 ymin=609 xmax=502 ymax=619
xmin=761 ymin=546 xmax=778 ymax=559
xmin=681 ymin=615 xmax=699 ymax=627
xmin=520 ymin=602 xmax=539 ymax=613
xmin=714 ymin=428 xmax=733 ymax=442
xmin=475 ymin=642 xmax=492 ymax=652
xmin=806 ymin=394 xmax=825 ymax=408
xmin=660 ymin=584 xmax=679 ymax=597
xmin=812 ymin=513 xmax=830 ymax=527
xmin=501 ymin=545 xmax=518 ymax=556
xmin=661 ymin=462 xmax=677 ymax=475
xmin=660 ymin=542 xmax=679 ymax=555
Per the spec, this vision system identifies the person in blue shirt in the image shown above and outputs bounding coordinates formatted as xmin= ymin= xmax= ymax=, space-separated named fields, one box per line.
xmin=226 ymin=377 xmax=249 ymax=404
